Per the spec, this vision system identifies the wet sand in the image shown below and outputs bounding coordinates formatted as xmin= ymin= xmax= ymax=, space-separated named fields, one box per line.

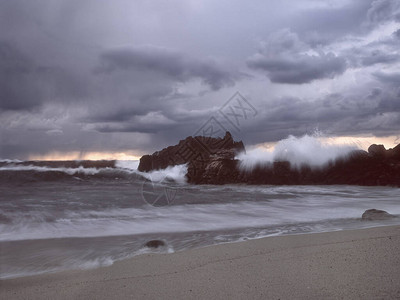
xmin=1 ymin=225 xmax=400 ymax=299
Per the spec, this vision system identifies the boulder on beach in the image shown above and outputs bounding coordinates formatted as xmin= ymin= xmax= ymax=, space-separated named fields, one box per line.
xmin=144 ymin=240 xmax=166 ymax=248
xmin=361 ymin=209 xmax=395 ymax=221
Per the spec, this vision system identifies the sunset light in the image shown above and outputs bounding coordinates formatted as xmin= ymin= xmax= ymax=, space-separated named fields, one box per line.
xmin=27 ymin=151 xmax=141 ymax=161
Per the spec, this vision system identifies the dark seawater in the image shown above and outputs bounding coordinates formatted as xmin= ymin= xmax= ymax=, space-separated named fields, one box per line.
xmin=1 ymin=159 xmax=399 ymax=279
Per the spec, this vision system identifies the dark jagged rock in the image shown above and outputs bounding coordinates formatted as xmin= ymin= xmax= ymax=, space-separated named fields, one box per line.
xmin=368 ymin=144 xmax=386 ymax=158
xmin=368 ymin=143 xmax=400 ymax=161
xmin=138 ymin=131 xmax=245 ymax=173
xmin=187 ymin=151 xmax=242 ymax=184
xmin=387 ymin=144 xmax=400 ymax=160
xmin=138 ymin=134 xmax=400 ymax=186
xmin=361 ymin=209 xmax=396 ymax=221
xmin=244 ymin=147 xmax=400 ymax=186
xmin=144 ymin=240 xmax=166 ymax=248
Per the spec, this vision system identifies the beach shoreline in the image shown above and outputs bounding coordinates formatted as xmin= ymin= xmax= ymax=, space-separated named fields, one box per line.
xmin=1 ymin=225 xmax=399 ymax=299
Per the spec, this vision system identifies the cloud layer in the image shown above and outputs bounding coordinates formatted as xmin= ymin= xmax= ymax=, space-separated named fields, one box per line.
xmin=0 ymin=0 xmax=399 ymax=159
xmin=246 ymin=29 xmax=347 ymax=84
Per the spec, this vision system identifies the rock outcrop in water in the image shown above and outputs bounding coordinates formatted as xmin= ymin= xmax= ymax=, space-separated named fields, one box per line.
xmin=240 ymin=144 xmax=400 ymax=186
xmin=138 ymin=132 xmax=245 ymax=179
xmin=138 ymin=134 xmax=400 ymax=186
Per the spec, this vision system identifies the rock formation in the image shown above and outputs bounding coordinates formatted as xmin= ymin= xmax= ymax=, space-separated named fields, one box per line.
xmin=138 ymin=131 xmax=245 ymax=173
xmin=138 ymin=134 xmax=400 ymax=186
xmin=368 ymin=144 xmax=386 ymax=158
xmin=361 ymin=209 xmax=396 ymax=221
xmin=144 ymin=240 xmax=166 ymax=248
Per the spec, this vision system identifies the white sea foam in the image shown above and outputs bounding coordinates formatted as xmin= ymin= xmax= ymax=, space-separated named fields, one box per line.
xmin=0 ymin=159 xmax=187 ymax=183
xmin=0 ymin=256 xmax=116 ymax=280
xmin=2 ymin=185 xmax=399 ymax=242
xmin=137 ymin=164 xmax=188 ymax=184
xmin=115 ymin=160 xmax=139 ymax=171
xmin=0 ymin=159 xmax=23 ymax=163
xmin=116 ymin=159 xmax=188 ymax=183
xmin=0 ymin=165 xmax=103 ymax=175
xmin=1 ymin=184 xmax=400 ymax=279
xmin=237 ymin=134 xmax=358 ymax=170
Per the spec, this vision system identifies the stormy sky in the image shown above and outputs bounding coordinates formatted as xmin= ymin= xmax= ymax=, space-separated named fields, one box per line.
xmin=1 ymin=0 xmax=399 ymax=159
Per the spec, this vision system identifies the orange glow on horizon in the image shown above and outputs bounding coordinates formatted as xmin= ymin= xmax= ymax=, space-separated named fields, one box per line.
xmin=253 ymin=135 xmax=399 ymax=151
xmin=28 ymin=151 xmax=141 ymax=161
xmin=323 ymin=135 xmax=399 ymax=150
xmin=26 ymin=135 xmax=399 ymax=161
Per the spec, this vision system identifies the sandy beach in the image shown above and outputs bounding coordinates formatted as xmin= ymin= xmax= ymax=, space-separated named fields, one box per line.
xmin=1 ymin=225 xmax=399 ymax=300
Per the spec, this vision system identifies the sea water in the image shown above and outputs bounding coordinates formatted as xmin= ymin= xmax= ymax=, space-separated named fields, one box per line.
xmin=0 ymin=154 xmax=399 ymax=279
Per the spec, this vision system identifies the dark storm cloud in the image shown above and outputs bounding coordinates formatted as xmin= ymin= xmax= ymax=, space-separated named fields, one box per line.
xmin=0 ymin=41 xmax=40 ymax=110
xmin=345 ymin=46 xmax=400 ymax=68
xmin=361 ymin=51 xmax=399 ymax=66
xmin=247 ymin=0 xmax=400 ymax=85
xmin=78 ymin=45 xmax=246 ymax=134
xmin=92 ymin=122 xmax=175 ymax=134
xmin=246 ymin=29 xmax=347 ymax=84
xmin=366 ymin=0 xmax=400 ymax=27
xmin=85 ymin=110 xmax=178 ymax=134
xmin=0 ymin=40 xmax=88 ymax=111
xmin=341 ymin=26 xmax=400 ymax=68
xmin=373 ymin=71 xmax=400 ymax=86
xmin=84 ymin=102 xmax=213 ymax=136
xmin=247 ymin=52 xmax=347 ymax=84
xmin=97 ymin=46 xmax=239 ymax=91
xmin=97 ymin=46 xmax=239 ymax=90
xmin=362 ymin=50 xmax=400 ymax=66
xmin=1 ymin=0 xmax=400 ymax=159
xmin=291 ymin=0 xmax=374 ymax=46
xmin=242 ymin=86 xmax=400 ymax=144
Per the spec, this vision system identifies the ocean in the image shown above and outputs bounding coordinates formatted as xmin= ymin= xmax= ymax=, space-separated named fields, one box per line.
xmin=1 ymin=159 xmax=400 ymax=279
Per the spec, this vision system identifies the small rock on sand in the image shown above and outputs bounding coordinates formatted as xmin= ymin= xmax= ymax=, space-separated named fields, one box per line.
xmin=362 ymin=209 xmax=395 ymax=221
xmin=144 ymin=240 xmax=166 ymax=248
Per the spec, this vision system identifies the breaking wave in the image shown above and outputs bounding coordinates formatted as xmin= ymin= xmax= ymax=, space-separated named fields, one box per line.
xmin=237 ymin=134 xmax=358 ymax=170
xmin=116 ymin=160 xmax=187 ymax=184
xmin=2 ymin=185 xmax=400 ymax=242
xmin=0 ymin=160 xmax=187 ymax=184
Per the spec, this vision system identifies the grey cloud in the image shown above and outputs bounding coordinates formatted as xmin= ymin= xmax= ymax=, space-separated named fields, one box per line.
xmin=247 ymin=0 xmax=400 ymax=86
xmin=1 ymin=0 xmax=400 ymax=159
xmin=343 ymin=28 xmax=400 ymax=68
xmin=346 ymin=47 xmax=400 ymax=67
xmin=242 ymin=86 xmax=400 ymax=144
xmin=86 ymin=111 xmax=177 ymax=134
xmin=247 ymin=50 xmax=346 ymax=84
xmin=0 ymin=120 xmax=152 ymax=159
xmin=361 ymin=50 xmax=399 ymax=66
xmin=292 ymin=0 xmax=373 ymax=46
xmin=366 ymin=0 xmax=400 ymax=26
xmin=246 ymin=29 xmax=347 ymax=84
xmin=372 ymin=75 xmax=400 ymax=111
xmin=0 ymin=41 xmax=87 ymax=111
xmin=85 ymin=82 xmax=175 ymax=123
xmin=373 ymin=71 xmax=400 ymax=85
xmin=0 ymin=41 xmax=42 ymax=110
xmin=259 ymin=29 xmax=305 ymax=54
xmin=97 ymin=46 xmax=239 ymax=90
xmin=91 ymin=122 xmax=176 ymax=134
